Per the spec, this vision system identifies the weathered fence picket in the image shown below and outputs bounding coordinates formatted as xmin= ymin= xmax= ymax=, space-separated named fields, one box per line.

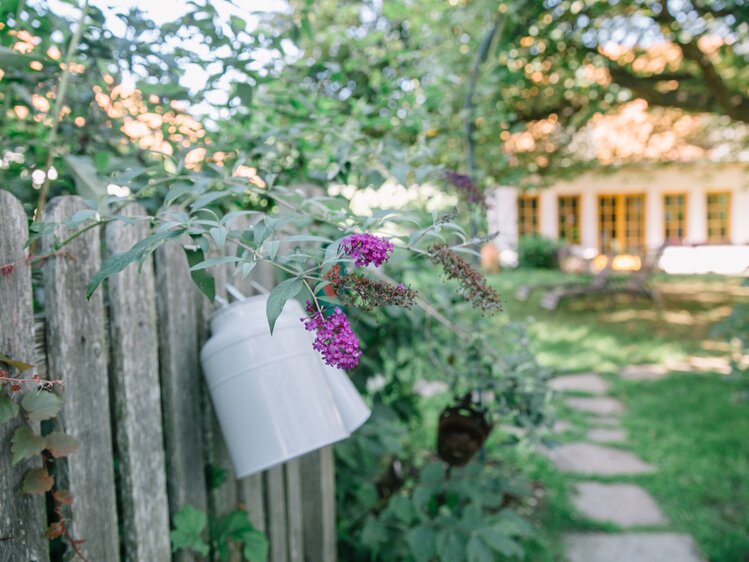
xmin=155 ymin=240 xmax=209 ymax=562
xmin=107 ymin=203 xmax=173 ymax=561
xmin=0 ymin=190 xmax=49 ymax=562
xmin=0 ymin=192 xmax=338 ymax=562
xmin=41 ymin=196 xmax=120 ymax=561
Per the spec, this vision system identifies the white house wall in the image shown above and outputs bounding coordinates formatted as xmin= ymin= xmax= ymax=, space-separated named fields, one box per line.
xmin=490 ymin=163 xmax=749 ymax=252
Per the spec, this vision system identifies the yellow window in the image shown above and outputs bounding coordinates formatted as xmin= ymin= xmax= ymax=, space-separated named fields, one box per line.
xmin=517 ymin=195 xmax=539 ymax=237
xmin=598 ymin=194 xmax=646 ymax=254
xmin=706 ymin=192 xmax=731 ymax=243
xmin=558 ymin=195 xmax=581 ymax=244
xmin=663 ymin=194 xmax=687 ymax=242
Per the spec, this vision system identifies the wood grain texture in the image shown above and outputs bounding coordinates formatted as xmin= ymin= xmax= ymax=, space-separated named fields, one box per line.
xmin=0 ymin=191 xmax=49 ymax=562
xmin=155 ymin=241 xmax=208 ymax=562
xmin=41 ymin=196 xmax=119 ymax=561
xmin=238 ymin=473 xmax=266 ymax=533
xmin=264 ymin=465 xmax=288 ymax=562
xmin=194 ymin=262 xmax=244 ymax=562
xmin=300 ymin=447 xmax=337 ymax=562
xmin=285 ymin=458 xmax=304 ymax=562
xmin=106 ymin=204 xmax=171 ymax=562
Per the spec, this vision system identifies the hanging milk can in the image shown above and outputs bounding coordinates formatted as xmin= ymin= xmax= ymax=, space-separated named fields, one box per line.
xmin=200 ymin=292 xmax=370 ymax=478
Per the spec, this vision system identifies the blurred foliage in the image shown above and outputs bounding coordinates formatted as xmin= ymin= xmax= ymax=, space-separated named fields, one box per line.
xmin=711 ymin=278 xmax=749 ymax=401
xmin=335 ymin=250 xmax=551 ymax=561
xmin=517 ymin=235 xmax=561 ymax=269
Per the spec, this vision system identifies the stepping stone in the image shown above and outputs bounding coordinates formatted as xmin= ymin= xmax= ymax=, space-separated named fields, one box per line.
xmin=564 ymin=532 xmax=705 ymax=562
xmin=546 ymin=442 xmax=655 ymax=475
xmin=620 ymin=364 xmax=668 ymax=381
xmin=550 ymin=373 xmax=610 ymax=395
xmin=553 ymin=420 xmax=573 ymax=433
xmin=571 ymin=482 xmax=667 ymax=527
xmin=588 ymin=415 xmax=621 ymax=427
xmin=565 ymin=396 xmax=625 ymax=415
xmin=587 ymin=427 xmax=627 ymax=443
xmin=668 ymin=356 xmax=731 ymax=375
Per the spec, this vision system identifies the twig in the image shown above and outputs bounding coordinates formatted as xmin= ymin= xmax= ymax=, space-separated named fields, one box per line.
xmin=34 ymin=0 xmax=90 ymax=222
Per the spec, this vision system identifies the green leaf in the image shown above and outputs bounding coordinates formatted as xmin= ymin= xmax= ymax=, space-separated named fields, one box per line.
xmin=265 ymin=240 xmax=280 ymax=261
xmin=0 ymin=353 xmax=34 ymax=372
xmin=466 ymin=535 xmax=493 ymax=562
xmin=210 ymin=226 xmax=228 ymax=249
xmin=11 ymin=426 xmax=46 ymax=465
xmin=436 ymin=531 xmax=465 ymax=562
xmin=0 ymin=393 xmax=19 ymax=424
xmin=0 ymin=46 xmax=42 ymax=69
xmin=64 ymin=155 xmax=108 ymax=200
xmin=236 ymin=82 xmax=254 ymax=106
xmin=477 ymin=527 xmax=523 ymax=558
xmin=266 ymin=278 xmax=303 ymax=335
xmin=45 ymin=432 xmax=81 ymax=458
xmin=87 ymin=230 xmax=182 ymax=298
xmin=22 ymin=467 xmax=54 ymax=495
xmin=421 ymin=462 xmax=444 ymax=485
xmin=241 ymin=528 xmax=269 ymax=562
xmin=171 ymin=505 xmax=210 ymax=556
xmin=21 ymin=391 xmax=62 ymax=422
xmin=406 ymin=525 xmax=436 ymax=562
xmin=184 ymin=247 xmax=216 ymax=301
xmin=190 ymin=256 xmax=244 ymax=271
xmin=94 ymin=152 xmax=110 ymax=174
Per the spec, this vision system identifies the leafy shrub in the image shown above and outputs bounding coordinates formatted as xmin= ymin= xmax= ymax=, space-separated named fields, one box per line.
xmin=517 ymin=235 xmax=561 ymax=270
xmin=360 ymin=462 xmax=534 ymax=562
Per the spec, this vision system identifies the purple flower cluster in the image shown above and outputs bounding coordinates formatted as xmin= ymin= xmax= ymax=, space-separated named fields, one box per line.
xmin=340 ymin=233 xmax=394 ymax=268
xmin=302 ymin=301 xmax=362 ymax=370
xmin=443 ymin=170 xmax=487 ymax=208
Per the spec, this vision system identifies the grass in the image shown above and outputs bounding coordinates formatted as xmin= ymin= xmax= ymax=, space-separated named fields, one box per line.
xmin=620 ymin=374 xmax=749 ymax=562
xmin=484 ymin=268 xmax=749 ymax=562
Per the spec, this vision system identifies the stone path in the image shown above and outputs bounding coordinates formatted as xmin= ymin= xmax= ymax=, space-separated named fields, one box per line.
xmin=546 ymin=371 xmax=706 ymax=562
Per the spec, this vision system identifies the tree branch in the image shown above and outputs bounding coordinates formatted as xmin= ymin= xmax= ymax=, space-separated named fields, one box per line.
xmin=464 ymin=12 xmax=506 ymax=176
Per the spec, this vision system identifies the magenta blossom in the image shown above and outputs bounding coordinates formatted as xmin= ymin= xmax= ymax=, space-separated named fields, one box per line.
xmin=302 ymin=301 xmax=362 ymax=370
xmin=340 ymin=233 xmax=394 ymax=268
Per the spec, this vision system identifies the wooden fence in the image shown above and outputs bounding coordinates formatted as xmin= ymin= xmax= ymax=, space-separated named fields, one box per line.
xmin=0 ymin=191 xmax=336 ymax=562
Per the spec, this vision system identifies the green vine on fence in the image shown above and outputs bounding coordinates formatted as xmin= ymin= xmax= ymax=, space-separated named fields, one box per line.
xmin=0 ymin=353 xmax=87 ymax=560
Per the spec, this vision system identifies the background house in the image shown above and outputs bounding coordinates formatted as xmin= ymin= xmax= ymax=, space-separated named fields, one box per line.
xmin=487 ymin=101 xmax=749 ymax=274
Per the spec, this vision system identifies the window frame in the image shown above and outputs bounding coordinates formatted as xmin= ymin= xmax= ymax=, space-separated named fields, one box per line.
xmin=662 ymin=192 xmax=688 ymax=243
xmin=706 ymin=191 xmax=732 ymax=244
xmin=517 ymin=194 xmax=540 ymax=237
xmin=557 ymin=194 xmax=581 ymax=244
xmin=597 ymin=193 xmax=647 ymax=255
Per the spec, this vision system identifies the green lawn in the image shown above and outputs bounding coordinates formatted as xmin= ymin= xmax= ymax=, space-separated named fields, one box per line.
xmin=485 ymin=269 xmax=749 ymax=562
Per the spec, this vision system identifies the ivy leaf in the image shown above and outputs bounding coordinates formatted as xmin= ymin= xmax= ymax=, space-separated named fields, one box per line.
xmin=45 ymin=432 xmax=81 ymax=458
xmin=11 ymin=426 xmax=46 ymax=465
xmin=170 ymin=505 xmax=210 ymax=556
xmin=22 ymin=467 xmax=54 ymax=495
xmin=183 ymin=247 xmax=216 ymax=301
xmin=45 ymin=521 xmax=65 ymax=540
xmin=266 ymin=278 xmax=303 ymax=335
xmin=0 ymin=393 xmax=19 ymax=424
xmin=21 ymin=391 xmax=62 ymax=421
xmin=53 ymin=489 xmax=74 ymax=506
xmin=241 ymin=528 xmax=269 ymax=562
